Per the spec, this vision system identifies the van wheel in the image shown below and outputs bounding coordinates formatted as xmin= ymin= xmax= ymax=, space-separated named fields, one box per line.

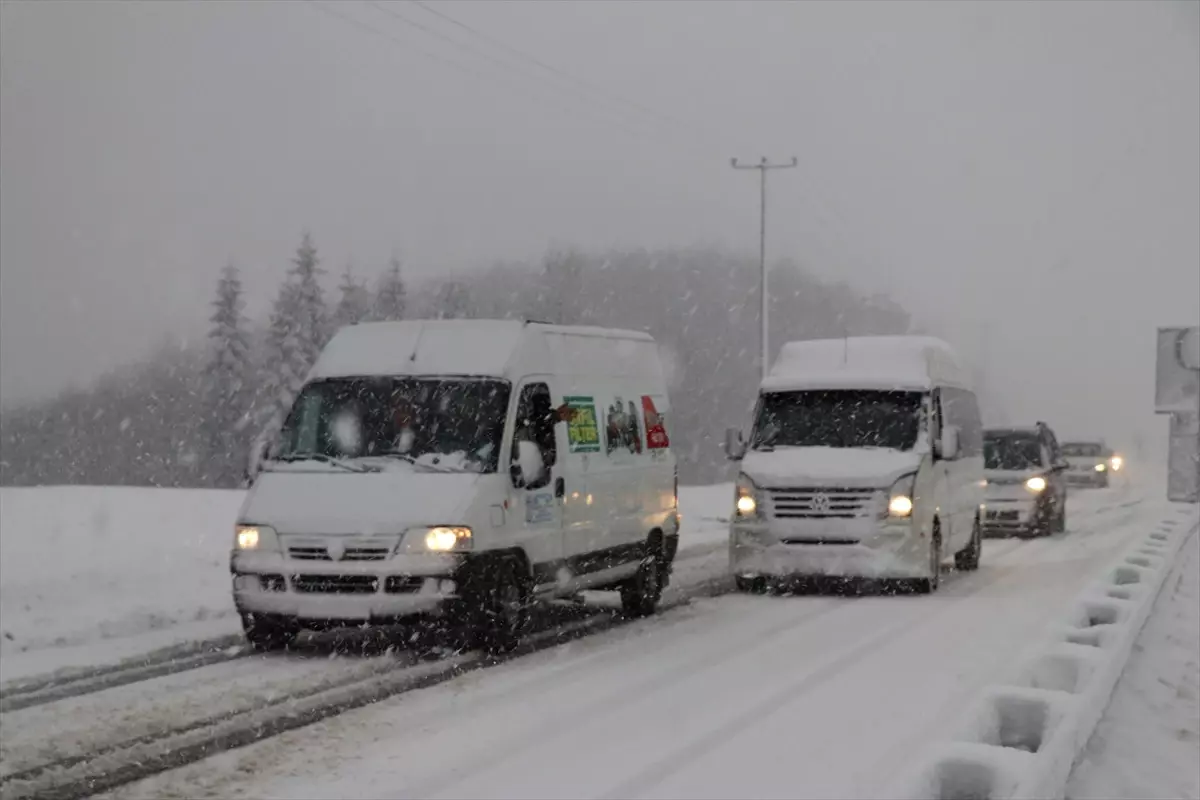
xmin=914 ymin=527 xmax=942 ymax=594
xmin=954 ymin=518 xmax=982 ymax=572
xmin=462 ymin=559 xmax=528 ymax=655
xmin=1054 ymin=499 xmax=1067 ymax=534
xmin=621 ymin=541 xmax=664 ymax=618
xmin=735 ymin=575 xmax=767 ymax=593
xmin=241 ymin=613 xmax=298 ymax=652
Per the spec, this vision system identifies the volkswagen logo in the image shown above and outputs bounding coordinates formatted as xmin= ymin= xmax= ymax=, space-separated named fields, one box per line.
xmin=326 ymin=541 xmax=346 ymax=562
xmin=810 ymin=493 xmax=831 ymax=513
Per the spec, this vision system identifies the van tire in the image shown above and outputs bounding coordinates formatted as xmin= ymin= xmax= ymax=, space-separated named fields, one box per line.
xmin=1054 ymin=499 xmax=1067 ymax=534
xmin=459 ymin=557 xmax=528 ymax=655
xmin=621 ymin=539 xmax=665 ymax=618
xmin=241 ymin=613 xmax=298 ymax=652
xmin=735 ymin=575 xmax=767 ymax=593
xmin=914 ymin=526 xmax=942 ymax=594
xmin=954 ymin=517 xmax=982 ymax=572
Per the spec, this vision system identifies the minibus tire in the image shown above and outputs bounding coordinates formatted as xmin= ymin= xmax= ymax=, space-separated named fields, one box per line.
xmin=460 ymin=558 xmax=528 ymax=655
xmin=954 ymin=518 xmax=982 ymax=572
xmin=621 ymin=541 xmax=665 ymax=618
xmin=914 ymin=528 xmax=942 ymax=594
xmin=241 ymin=612 xmax=298 ymax=652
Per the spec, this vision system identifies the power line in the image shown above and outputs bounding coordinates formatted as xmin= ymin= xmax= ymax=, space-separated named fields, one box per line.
xmin=731 ymin=157 xmax=798 ymax=381
xmin=407 ymin=0 xmax=748 ymax=153
xmin=366 ymin=0 xmax=668 ymax=139
xmin=308 ymin=2 xmax=667 ymax=147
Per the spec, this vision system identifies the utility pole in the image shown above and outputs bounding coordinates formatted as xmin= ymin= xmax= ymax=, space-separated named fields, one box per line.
xmin=731 ymin=156 xmax=797 ymax=381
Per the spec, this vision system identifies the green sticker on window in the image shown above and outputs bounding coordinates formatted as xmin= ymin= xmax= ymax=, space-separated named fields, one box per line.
xmin=564 ymin=395 xmax=601 ymax=453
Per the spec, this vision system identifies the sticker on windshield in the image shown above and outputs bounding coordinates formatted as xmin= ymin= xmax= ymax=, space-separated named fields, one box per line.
xmin=564 ymin=396 xmax=601 ymax=453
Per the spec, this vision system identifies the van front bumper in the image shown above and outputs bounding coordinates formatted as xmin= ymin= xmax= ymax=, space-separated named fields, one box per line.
xmin=231 ymin=550 xmax=463 ymax=623
xmin=729 ymin=521 xmax=929 ymax=581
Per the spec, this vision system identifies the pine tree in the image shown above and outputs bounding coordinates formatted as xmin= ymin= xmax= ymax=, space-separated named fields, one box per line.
xmin=372 ymin=255 xmax=407 ymax=321
xmin=436 ymin=279 xmax=470 ymax=319
xmin=202 ymin=263 xmax=251 ymax=485
xmin=260 ymin=233 xmax=328 ymax=437
xmin=333 ymin=263 xmax=370 ymax=331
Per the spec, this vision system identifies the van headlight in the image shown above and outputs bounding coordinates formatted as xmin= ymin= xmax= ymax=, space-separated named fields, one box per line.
xmin=404 ymin=526 xmax=473 ymax=553
xmin=1094 ymin=463 xmax=1107 ymax=472
xmin=1109 ymin=455 xmax=1122 ymax=471
xmin=1026 ymin=476 xmax=1047 ymax=492
xmin=887 ymin=473 xmax=917 ymax=518
xmin=735 ymin=474 xmax=762 ymax=520
xmin=234 ymin=524 xmax=280 ymax=552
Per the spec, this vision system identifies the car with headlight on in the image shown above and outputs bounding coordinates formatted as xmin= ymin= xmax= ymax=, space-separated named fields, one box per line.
xmin=1060 ymin=441 xmax=1118 ymax=488
xmin=982 ymin=423 xmax=1069 ymax=537
xmin=724 ymin=336 xmax=985 ymax=595
xmin=234 ymin=319 xmax=680 ymax=653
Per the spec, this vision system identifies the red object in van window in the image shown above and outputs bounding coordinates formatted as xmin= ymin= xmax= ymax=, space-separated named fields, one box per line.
xmin=642 ymin=395 xmax=669 ymax=449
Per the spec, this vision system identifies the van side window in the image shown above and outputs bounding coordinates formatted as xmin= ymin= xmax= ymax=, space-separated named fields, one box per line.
xmin=513 ymin=383 xmax=557 ymax=479
xmin=942 ymin=388 xmax=983 ymax=457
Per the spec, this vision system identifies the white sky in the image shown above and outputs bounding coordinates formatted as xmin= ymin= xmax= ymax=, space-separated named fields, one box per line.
xmin=1 ymin=0 xmax=1197 ymax=453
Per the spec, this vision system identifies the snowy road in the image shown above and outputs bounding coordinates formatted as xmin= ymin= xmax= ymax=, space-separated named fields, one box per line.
xmin=88 ymin=484 xmax=1163 ymax=800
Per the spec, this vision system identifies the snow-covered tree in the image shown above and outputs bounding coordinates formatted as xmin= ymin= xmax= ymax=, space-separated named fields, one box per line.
xmin=260 ymin=233 xmax=328 ymax=436
xmin=436 ymin=279 xmax=470 ymax=319
xmin=372 ymin=255 xmax=407 ymax=321
xmin=202 ymin=264 xmax=252 ymax=484
xmin=333 ymin=263 xmax=371 ymax=331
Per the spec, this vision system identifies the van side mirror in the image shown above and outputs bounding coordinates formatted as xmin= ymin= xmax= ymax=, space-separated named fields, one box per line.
xmin=246 ymin=439 xmax=273 ymax=485
xmin=936 ymin=425 xmax=960 ymax=461
xmin=511 ymin=440 xmax=547 ymax=489
xmin=724 ymin=427 xmax=747 ymax=461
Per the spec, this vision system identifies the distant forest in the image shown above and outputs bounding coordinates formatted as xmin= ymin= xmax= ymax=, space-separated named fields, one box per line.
xmin=0 ymin=235 xmax=914 ymax=487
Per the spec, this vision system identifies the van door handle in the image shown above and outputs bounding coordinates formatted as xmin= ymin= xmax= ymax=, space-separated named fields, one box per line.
xmin=555 ymin=477 xmax=566 ymax=498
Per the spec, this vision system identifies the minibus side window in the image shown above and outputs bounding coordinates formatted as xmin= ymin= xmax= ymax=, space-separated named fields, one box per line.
xmin=512 ymin=382 xmax=557 ymax=488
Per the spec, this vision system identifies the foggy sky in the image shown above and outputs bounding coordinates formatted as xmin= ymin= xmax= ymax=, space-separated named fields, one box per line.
xmin=2 ymin=0 xmax=1197 ymax=454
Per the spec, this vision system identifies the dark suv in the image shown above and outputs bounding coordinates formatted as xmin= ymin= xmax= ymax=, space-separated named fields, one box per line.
xmin=982 ymin=422 xmax=1069 ymax=537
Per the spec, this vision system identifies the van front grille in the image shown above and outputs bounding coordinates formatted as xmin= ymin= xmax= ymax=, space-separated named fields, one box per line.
xmin=292 ymin=575 xmax=380 ymax=594
xmin=768 ymin=487 xmax=880 ymax=519
xmin=287 ymin=545 xmax=392 ymax=562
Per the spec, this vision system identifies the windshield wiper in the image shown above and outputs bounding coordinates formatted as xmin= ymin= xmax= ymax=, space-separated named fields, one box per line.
xmin=272 ymin=453 xmax=369 ymax=473
xmin=371 ymin=451 xmax=460 ymax=473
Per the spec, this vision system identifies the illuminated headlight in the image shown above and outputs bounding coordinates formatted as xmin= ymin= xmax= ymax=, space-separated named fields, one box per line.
xmin=407 ymin=526 xmax=473 ymax=553
xmin=888 ymin=495 xmax=914 ymax=517
xmin=1094 ymin=463 xmax=1107 ymax=472
xmin=735 ymin=474 xmax=761 ymax=520
xmin=1109 ymin=456 xmax=1123 ymax=471
xmin=234 ymin=524 xmax=279 ymax=552
xmin=887 ymin=472 xmax=917 ymax=519
xmin=1026 ymin=476 xmax=1047 ymax=492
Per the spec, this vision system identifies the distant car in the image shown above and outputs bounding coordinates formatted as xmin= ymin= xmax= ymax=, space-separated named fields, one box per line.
xmin=1060 ymin=441 xmax=1118 ymax=488
xmin=982 ymin=422 xmax=1069 ymax=538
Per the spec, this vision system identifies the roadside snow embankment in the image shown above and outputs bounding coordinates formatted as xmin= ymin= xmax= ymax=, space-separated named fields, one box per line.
xmin=893 ymin=502 xmax=1199 ymax=800
xmin=0 ymin=487 xmax=244 ymax=679
xmin=1066 ymin=522 xmax=1200 ymax=800
xmin=0 ymin=483 xmax=733 ymax=682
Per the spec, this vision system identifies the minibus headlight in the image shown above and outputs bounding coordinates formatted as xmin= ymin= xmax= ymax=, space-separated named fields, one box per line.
xmin=887 ymin=473 xmax=917 ymax=518
xmin=234 ymin=524 xmax=279 ymax=552
xmin=1026 ymin=476 xmax=1047 ymax=492
xmin=405 ymin=526 xmax=473 ymax=553
xmin=735 ymin=474 xmax=762 ymax=520
xmin=1109 ymin=455 xmax=1123 ymax=471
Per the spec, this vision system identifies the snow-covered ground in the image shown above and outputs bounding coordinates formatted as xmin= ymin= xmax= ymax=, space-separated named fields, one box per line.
xmin=0 ymin=483 xmax=731 ymax=684
xmin=1066 ymin=521 xmax=1200 ymax=800
xmin=95 ymin=484 xmax=1163 ymax=800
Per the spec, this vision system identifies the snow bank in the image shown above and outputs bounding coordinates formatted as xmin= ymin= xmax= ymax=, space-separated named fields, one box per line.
xmin=0 ymin=483 xmax=732 ymax=682
xmin=0 ymin=486 xmax=244 ymax=679
xmin=891 ymin=503 xmax=1200 ymax=800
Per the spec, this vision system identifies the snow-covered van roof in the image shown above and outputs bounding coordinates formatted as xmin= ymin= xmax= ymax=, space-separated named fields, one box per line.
xmin=760 ymin=335 xmax=970 ymax=393
xmin=307 ymin=319 xmax=661 ymax=382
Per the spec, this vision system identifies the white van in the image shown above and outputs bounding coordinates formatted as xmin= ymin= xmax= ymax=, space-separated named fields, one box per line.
xmin=234 ymin=320 xmax=680 ymax=652
xmin=724 ymin=336 xmax=985 ymax=593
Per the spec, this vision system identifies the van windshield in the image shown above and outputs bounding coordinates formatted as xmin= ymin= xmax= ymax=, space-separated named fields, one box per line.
xmin=275 ymin=377 xmax=511 ymax=473
xmin=984 ymin=433 xmax=1043 ymax=470
xmin=751 ymin=390 xmax=924 ymax=451
xmin=1061 ymin=443 xmax=1103 ymax=457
